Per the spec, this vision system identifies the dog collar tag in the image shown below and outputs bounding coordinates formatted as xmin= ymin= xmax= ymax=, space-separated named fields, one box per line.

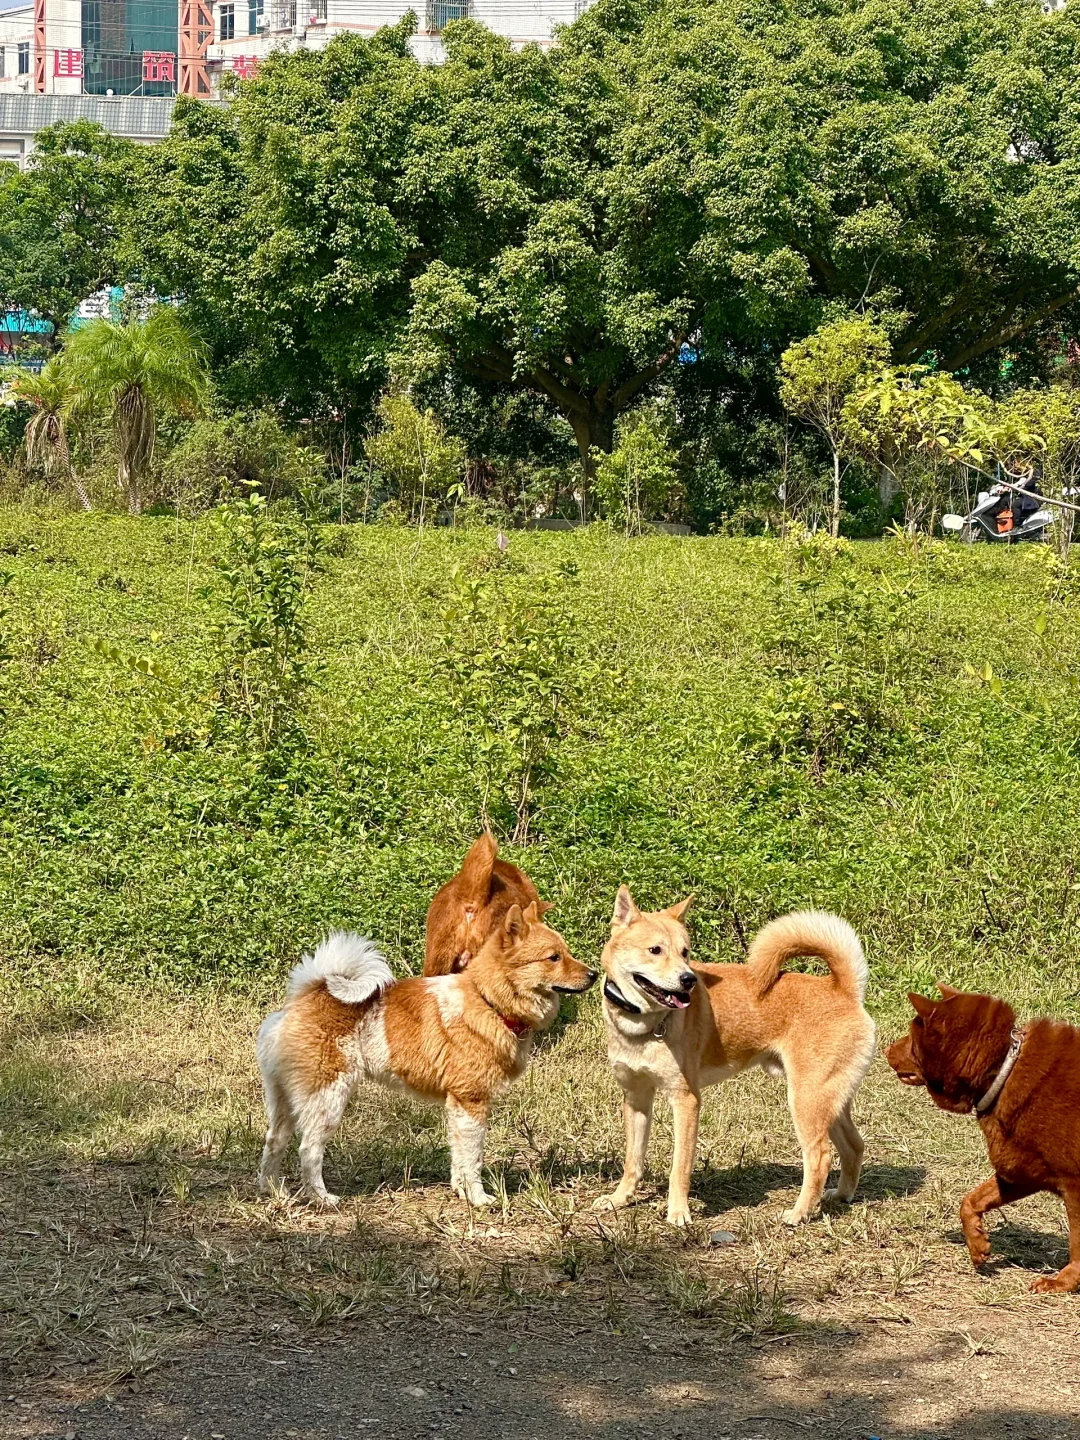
xmin=502 ymin=1015 xmax=531 ymax=1038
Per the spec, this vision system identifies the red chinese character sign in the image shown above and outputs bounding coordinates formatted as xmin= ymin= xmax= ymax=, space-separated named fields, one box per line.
xmin=231 ymin=55 xmax=258 ymax=78
xmin=142 ymin=51 xmax=176 ymax=83
xmin=53 ymin=48 xmax=83 ymax=78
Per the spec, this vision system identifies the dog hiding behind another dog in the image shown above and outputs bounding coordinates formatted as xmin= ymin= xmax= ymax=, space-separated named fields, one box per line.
xmin=887 ymin=985 xmax=1080 ymax=1293
xmin=257 ymin=904 xmax=595 ymax=1207
xmin=424 ymin=833 xmax=548 ymax=976
xmin=597 ymin=888 xmax=875 ymax=1227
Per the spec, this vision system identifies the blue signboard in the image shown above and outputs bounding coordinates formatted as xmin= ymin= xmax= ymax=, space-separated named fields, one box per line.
xmin=0 ymin=309 xmax=54 ymax=337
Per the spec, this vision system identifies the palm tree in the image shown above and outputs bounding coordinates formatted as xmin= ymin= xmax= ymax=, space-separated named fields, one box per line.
xmin=62 ymin=307 xmax=210 ymax=514
xmin=9 ymin=361 xmax=92 ymax=511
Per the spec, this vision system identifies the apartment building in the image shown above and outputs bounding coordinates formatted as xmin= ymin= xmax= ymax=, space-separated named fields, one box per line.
xmin=209 ymin=0 xmax=583 ymax=73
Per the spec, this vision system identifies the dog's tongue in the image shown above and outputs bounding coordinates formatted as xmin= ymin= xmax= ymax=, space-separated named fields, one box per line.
xmin=667 ymin=993 xmax=690 ymax=1009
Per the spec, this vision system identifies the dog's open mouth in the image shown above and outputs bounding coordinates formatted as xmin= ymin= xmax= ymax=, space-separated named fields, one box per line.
xmin=632 ymin=973 xmax=693 ymax=1010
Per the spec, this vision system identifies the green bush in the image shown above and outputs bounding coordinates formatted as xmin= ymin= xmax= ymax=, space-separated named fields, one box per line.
xmin=162 ymin=411 xmax=327 ymax=513
xmin=593 ymin=413 xmax=681 ymax=534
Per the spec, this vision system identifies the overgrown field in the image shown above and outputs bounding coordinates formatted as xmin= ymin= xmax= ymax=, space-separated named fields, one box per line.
xmin=3 ymin=515 xmax=1080 ymax=1406
xmin=0 ymin=513 xmax=1077 ymax=1016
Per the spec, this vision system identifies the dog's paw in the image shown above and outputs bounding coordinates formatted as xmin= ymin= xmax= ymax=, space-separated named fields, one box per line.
xmin=666 ymin=1204 xmax=693 ymax=1228
xmin=311 ymin=1191 xmax=341 ymax=1210
xmin=1029 ymin=1272 xmax=1078 ymax=1294
xmin=466 ymin=1188 xmax=497 ymax=1208
xmin=823 ymin=1187 xmax=854 ymax=1205
xmin=963 ymin=1225 xmax=992 ymax=1268
xmin=593 ymin=1189 xmax=632 ymax=1213
xmin=781 ymin=1207 xmax=809 ymax=1227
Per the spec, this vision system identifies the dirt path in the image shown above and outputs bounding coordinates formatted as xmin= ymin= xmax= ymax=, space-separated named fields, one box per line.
xmin=4 ymin=1280 xmax=1080 ymax=1440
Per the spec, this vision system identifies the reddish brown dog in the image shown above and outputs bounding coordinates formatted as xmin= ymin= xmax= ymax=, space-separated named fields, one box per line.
xmin=887 ymin=984 xmax=1080 ymax=1293
xmin=424 ymin=833 xmax=547 ymax=977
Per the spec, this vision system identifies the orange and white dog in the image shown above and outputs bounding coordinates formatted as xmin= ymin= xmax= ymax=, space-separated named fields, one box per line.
xmin=596 ymin=888 xmax=875 ymax=1227
xmin=257 ymin=903 xmax=596 ymax=1207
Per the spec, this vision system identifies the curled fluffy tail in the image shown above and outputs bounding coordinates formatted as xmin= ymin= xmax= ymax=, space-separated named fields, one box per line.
xmin=746 ymin=911 xmax=867 ymax=1003
xmin=286 ymin=930 xmax=393 ymax=1006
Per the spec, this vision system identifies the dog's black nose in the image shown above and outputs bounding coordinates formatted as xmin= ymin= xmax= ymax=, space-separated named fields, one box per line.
xmin=583 ymin=970 xmax=599 ymax=988
xmin=679 ymin=971 xmax=697 ymax=991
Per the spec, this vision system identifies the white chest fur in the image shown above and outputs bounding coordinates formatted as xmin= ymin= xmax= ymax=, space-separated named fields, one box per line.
xmin=604 ymin=1004 xmax=690 ymax=1091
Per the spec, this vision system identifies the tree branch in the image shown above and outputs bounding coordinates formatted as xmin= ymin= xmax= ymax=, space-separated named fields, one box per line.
xmin=941 ymin=285 xmax=1080 ymax=371
xmin=609 ymin=314 xmax=700 ymax=413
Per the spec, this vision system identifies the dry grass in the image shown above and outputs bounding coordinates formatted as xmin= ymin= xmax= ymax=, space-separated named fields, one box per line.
xmin=1 ymin=989 xmax=1075 ymax=1393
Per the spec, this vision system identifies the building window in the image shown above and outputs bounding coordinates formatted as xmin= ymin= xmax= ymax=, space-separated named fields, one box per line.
xmin=272 ymin=0 xmax=295 ymax=30
xmin=219 ymin=3 xmax=235 ymax=39
xmin=0 ymin=48 xmax=5 ymax=80
xmin=248 ymin=0 xmax=263 ymax=34
xmin=427 ymin=0 xmax=467 ymax=30
xmin=18 ymin=41 xmax=30 ymax=74
xmin=310 ymin=0 xmax=326 ymax=18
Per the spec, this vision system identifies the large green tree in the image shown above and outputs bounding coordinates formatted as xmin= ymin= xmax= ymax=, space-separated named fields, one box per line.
xmin=0 ymin=121 xmax=137 ymax=332
xmin=125 ymin=0 xmax=1080 ymax=488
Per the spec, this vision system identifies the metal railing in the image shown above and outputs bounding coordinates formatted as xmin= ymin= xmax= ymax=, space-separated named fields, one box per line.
xmin=427 ymin=0 xmax=469 ymax=31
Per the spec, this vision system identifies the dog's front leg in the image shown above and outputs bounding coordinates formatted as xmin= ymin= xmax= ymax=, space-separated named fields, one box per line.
xmin=1032 ymin=1185 xmax=1080 ymax=1293
xmin=447 ymin=1096 xmax=495 ymax=1208
xmin=959 ymin=1173 xmax=1037 ymax=1269
xmin=666 ymin=1086 xmax=700 ymax=1227
xmin=594 ymin=1081 xmax=655 ymax=1213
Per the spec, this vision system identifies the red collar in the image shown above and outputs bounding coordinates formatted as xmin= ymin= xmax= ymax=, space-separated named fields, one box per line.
xmin=501 ymin=1015 xmax=531 ymax=1038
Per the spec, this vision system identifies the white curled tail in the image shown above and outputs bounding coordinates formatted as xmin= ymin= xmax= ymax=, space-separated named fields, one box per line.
xmin=286 ymin=930 xmax=394 ymax=1005
xmin=746 ymin=911 xmax=867 ymax=1003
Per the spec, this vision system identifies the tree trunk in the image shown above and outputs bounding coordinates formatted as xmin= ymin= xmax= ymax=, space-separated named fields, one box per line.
xmin=58 ymin=432 xmax=91 ymax=512
xmin=831 ymin=449 xmax=842 ymax=538
xmin=568 ymin=408 xmax=615 ymax=523
xmin=877 ymin=462 xmax=898 ymax=524
xmin=73 ymin=475 xmax=93 ymax=512
xmin=120 ymin=456 xmax=140 ymax=515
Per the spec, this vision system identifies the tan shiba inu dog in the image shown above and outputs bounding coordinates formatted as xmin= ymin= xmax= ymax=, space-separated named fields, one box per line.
xmin=596 ymin=888 xmax=875 ymax=1227
xmin=257 ymin=903 xmax=596 ymax=1208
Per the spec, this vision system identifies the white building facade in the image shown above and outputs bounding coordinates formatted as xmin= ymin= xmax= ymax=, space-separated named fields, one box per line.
xmin=0 ymin=0 xmax=82 ymax=99
xmin=209 ymin=0 xmax=585 ymax=75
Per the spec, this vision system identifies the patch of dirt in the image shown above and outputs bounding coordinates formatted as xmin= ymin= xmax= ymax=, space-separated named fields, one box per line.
xmin=3 ymin=1300 xmax=1080 ymax=1440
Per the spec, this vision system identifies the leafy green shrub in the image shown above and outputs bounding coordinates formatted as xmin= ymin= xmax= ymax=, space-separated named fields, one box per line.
xmin=364 ymin=394 xmax=466 ymax=525
xmin=743 ymin=527 xmax=920 ymax=776
xmin=593 ymin=413 xmax=681 ymax=534
xmin=162 ymin=412 xmax=327 ymax=513
xmin=209 ymin=493 xmax=322 ymax=753
xmin=433 ymin=556 xmax=596 ymax=842
xmin=0 ymin=401 xmax=29 ymax=466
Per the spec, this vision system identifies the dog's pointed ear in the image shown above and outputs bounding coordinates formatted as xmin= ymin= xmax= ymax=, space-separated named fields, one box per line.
xmin=666 ymin=896 xmax=694 ymax=923
xmin=459 ymin=833 xmax=497 ymax=903
xmin=522 ymin=901 xmax=540 ymax=925
xmin=536 ymin=899 xmax=555 ymax=918
xmin=502 ymin=903 xmax=527 ymax=944
xmin=612 ymin=886 xmax=641 ymax=928
xmin=937 ymin=981 xmax=962 ymax=1000
xmin=908 ymin=992 xmax=937 ymax=1019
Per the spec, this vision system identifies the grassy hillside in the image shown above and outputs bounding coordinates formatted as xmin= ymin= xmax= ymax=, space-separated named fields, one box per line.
xmin=0 ymin=511 xmax=1077 ymax=1020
